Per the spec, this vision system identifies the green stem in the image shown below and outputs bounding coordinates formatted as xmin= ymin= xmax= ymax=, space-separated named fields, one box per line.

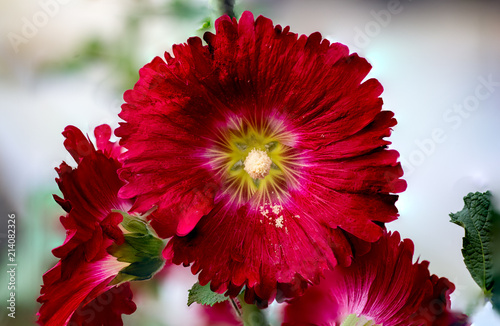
xmin=237 ymin=294 xmax=269 ymax=326
xmin=230 ymin=297 xmax=242 ymax=317
xmin=219 ymin=0 xmax=235 ymax=18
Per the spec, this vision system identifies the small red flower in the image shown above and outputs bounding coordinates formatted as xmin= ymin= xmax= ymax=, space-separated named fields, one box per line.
xmin=282 ymin=232 xmax=469 ymax=326
xmin=37 ymin=125 xmax=136 ymax=325
xmin=116 ymin=11 xmax=406 ymax=305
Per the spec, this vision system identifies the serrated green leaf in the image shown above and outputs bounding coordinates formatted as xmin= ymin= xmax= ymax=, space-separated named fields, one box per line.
xmin=187 ymin=282 xmax=229 ymax=307
xmin=450 ymin=191 xmax=500 ymax=296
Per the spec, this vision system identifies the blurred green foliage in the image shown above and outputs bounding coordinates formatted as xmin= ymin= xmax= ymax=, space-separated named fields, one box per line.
xmin=45 ymin=0 xmax=217 ymax=93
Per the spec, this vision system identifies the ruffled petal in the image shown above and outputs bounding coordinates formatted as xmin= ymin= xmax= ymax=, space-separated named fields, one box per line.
xmin=50 ymin=126 xmax=130 ymax=262
xmin=37 ymin=256 xmax=129 ymax=325
xmin=409 ymin=275 xmax=469 ymax=326
xmin=69 ymin=283 xmax=137 ymax=326
xmin=167 ymin=198 xmax=347 ymax=306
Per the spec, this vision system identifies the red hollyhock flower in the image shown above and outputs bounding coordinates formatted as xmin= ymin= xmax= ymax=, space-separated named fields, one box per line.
xmin=282 ymin=232 xmax=470 ymax=326
xmin=116 ymin=11 xmax=406 ymax=305
xmin=37 ymin=125 xmax=137 ymax=325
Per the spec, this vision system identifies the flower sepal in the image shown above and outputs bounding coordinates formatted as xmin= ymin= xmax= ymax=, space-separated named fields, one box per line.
xmin=108 ymin=211 xmax=165 ymax=285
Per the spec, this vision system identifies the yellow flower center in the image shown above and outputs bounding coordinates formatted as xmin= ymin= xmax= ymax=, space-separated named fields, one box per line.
xmin=206 ymin=116 xmax=300 ymax=206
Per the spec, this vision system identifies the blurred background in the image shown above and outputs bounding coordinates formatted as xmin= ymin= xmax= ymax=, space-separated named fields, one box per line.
xmin=1 ymin=0 xmax=499 ymax=325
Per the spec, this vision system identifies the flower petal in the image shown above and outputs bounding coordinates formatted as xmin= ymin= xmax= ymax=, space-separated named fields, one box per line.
xmin=69 ymin=283 xmax=137 ymax=326
xmin=37 ymin=256 xmax=129 ymax=325
xmin=167 ymin=198 xmax=342 ymax=306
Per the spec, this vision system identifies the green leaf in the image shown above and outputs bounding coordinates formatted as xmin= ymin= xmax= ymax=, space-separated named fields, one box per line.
xmin=450 ymin=191 xmax=500 ymax=297
xmin=187 ymin=282 xmax=229 ymax=307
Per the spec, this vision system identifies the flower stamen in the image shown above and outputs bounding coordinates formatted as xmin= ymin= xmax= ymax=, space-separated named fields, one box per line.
xmin=244 ymin=148 xmax=272 ymax=180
